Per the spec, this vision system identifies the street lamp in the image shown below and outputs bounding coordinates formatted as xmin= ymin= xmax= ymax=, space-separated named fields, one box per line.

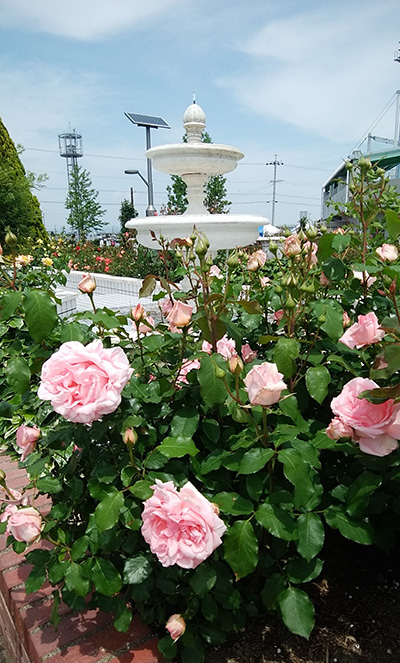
xmin=124 ymin=112 xmax=171 ymax=216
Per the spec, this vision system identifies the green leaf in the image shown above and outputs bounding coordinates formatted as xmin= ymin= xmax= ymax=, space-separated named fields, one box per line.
xmin=25 ymin=564 xmax=47 ymax=594
xmin=305 ymin=365 xmax=330 ymax=404
xmin=385 ymin=209 xmax=400 ymax=241
xmin=237 ymin=299 xmax=263 ymax=314
xmin=316 ymin=232 xmax=334 ymax=262
xmin=370 ymin=343 xmax=400 ymax=380
xmin=170 ymin=407 xmax=200 ymax=438
xmin=189 ymin=565 xmax=217 ymax=597
xmin=224 ymin=520 xmax=258 ymax=579
xmin=94 ymin=490 xmax=124 ymax=532
xmin=156 ymin=435 xmax=199 ymax=458
xmin=213 ymin=492 xmax=254 ymax=515
xmin=36 ymin=476 xmax=63 ymax=494
xmin=261 ymin=573 xmax=286 ymax=610
xmin=324 ymin=505 xmax=374 ymax=544
xmin=279 ymin=587 xmax=314 ymax=639
xmin=139 ymin=275 xmax=157 ymax=298
xmin=5 ymin=357 xmax=30 ymax=395
xmin=92 ymin=558 xmax=122 ymax=596
xmin=129 ymin=479 xmax=154 ymax=500
xmin=114 ymin=601 xmax=132 ymax=632
xmin=123 ymin=554 xmax=152 ymax=584
xmin=296 ymin=513 xmax=325 ymax=562
xmin=0 ymin=291 xmax=22 ymax=319
xmin=238 ymin=447 xmax=274 ymax=474
xmin=273 ymin=338 xmax=299 ymax=379
xmin=278 ymin=449 xmax=315 ymax=509
xmin=312 ymin=299 xmax=344 ymax=340
xmin=60 ymin=322 xmax=86 ymax=342
xmin=331 ymin=232 xmax=351 ymax=252
xmin=201 ymin=449 xmax=230 ymax=474
xmin=70 ymin=536 xmax=90 ymax=561
xmin=322 ymin=257 xmax=345 ymax=281
xmin=345 ymin=471 xmax=382 ymax=518
xmin=255 ymin=503 xmax=297 ymax=541
xmin=198 ymin=354 xmax=228 ymax=407
xmin=285 ymin=556 xmax=323 ymax=583
xmin=23 ymin=290 xmax=58 ymax=342
xmin=64 ymin=562 xmax=90 ymax=596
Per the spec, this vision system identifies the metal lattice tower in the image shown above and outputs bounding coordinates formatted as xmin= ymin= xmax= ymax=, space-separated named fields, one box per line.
xmin=58 ymin=131 xmax=83 ymax=185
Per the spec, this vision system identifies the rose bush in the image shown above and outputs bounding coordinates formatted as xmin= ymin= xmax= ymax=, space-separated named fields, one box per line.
xmin=1 ymin=160 xmax=400 ymax=662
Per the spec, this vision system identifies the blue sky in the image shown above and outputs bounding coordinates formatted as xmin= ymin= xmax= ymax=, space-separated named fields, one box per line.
xmin=1 ymin=0 xmax=400 ymax=234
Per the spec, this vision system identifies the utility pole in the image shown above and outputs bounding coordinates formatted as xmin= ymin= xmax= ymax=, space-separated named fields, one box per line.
xmin=266 ymin=155 xmax=283 ymax=225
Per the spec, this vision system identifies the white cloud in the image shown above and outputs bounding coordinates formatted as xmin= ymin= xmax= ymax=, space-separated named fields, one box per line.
xmin=219 ymin=2 xmax=400 ymax=144
xmin=0 ymin=0 xmax=185 ymax=41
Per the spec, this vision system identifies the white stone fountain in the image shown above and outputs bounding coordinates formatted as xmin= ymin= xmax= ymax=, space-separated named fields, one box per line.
xmin=126 ymin=102 xmax=271 ymax=251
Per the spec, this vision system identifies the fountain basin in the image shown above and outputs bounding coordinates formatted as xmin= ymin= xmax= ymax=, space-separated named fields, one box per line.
xmin=146 ymin=143 xmax=244 ymax=177
xmin=127 ymin=213 xmax=267 ymax=251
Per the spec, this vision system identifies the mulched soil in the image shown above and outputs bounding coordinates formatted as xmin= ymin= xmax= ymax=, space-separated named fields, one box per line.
xmin=206 ymin=530 xmax=400 ymax=663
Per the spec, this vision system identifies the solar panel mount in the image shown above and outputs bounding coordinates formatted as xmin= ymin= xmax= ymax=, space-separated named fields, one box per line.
xmin=124 ymin=112 xmax=170 ymax=129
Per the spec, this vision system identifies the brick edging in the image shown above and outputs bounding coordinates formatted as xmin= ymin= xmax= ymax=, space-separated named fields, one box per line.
xmin=0 ymin=453 xmax=164 ymax=663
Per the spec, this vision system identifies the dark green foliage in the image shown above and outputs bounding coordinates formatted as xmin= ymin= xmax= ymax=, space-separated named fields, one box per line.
xmin=65 ymin=165 xmax=105 ymax=240
xmin=119 ymin=199 xmax=138 ymax=231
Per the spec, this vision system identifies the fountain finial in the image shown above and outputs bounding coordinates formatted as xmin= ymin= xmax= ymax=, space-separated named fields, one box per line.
xmin=183 ymin=101 xmax=206 ymax=144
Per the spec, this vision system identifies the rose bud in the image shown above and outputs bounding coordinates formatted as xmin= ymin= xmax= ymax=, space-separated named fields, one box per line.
xmin=6 ymin=506 xmax=42 ymax=543
xmin=166 ymin=301 xmax=193 ymax=328
xmin=78 ymin=274 xmax=96 ymax=294
xmin=16 ymin=425 xmax=40 ymax=462
xmin=229 ymin=355 xmax=244 ymax=375
xmin=5 ymin=229 xmax=17 ymax=247
xmin=326 ymin=417 xmax=353 ymax=440
xmin=244 ymin=362 xmax=287 ymax=407
xmin=131 ymin=303 xmax=145 ymax=322
xmin=166 ymin=614 xmax=186 ymax=642
xmin=123 ymin=428 xmax=138 ymax=446
xmin=241 ymin=343 xmax=257 ymax=364
xmin=283 ymin=235 xmax=302 ymax=257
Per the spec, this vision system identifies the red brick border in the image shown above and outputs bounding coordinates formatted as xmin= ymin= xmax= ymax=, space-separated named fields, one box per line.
xmin=0 ymin=453 xmax=165 ymax=663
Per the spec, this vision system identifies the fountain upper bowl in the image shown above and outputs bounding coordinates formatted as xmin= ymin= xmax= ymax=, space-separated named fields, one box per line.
xmin=146 ymin=143 xmax=244 ymax=176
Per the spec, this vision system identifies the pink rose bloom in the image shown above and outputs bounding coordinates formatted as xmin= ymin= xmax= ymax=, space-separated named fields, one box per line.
xmin=352 ymin=270 xmax=377 ymax=288
xmin=0 ymin=487 xmax=23 ymax=504
xmin=138 ymin=315 xmax=155 ymax=335
xmin=16 ymin=425 xmax=40 ymax=462
xmin=283 ymin=235 xmax=302 ymax=257
xmin=176 ymin=359 xmax=201 ymax=386
xmin=201 ymin=336 xmax=237 ymax=360
xmin=166 ymin=614 xmax=186 ymax=642
xmin=78 ymin=274 xmax=96 ymax=294
xmin=241 ymin=343 xmax=257 ymax=364
xmin=209 ymin=265 xmax=222 ymax=279
xmin=303 ymin=241 xmax=318 ymax=266
xmin=320 ymin=273 xmax=331 ymax=287
xmin=274 ymin=309 xmax=284 ymax=322
xmin=131 ymin=303 xmax=145 ymax=322
xmin=326 ymin=417 xmax=353 ymax=440
xmin=330 ymin=377 xmax=400 ymax=456
xmin=6 ymin=507 xmax=42 ymax=543
xmin=247 ymin=249 xmax=267 ymax=271
xmin=160 ymin=298 xmax=174 ymax=316
xmin=38 ymin=340 xmax=133 ymax=425
xmin=244 ymin=362 xmax=287 ymax=406
xmin=167 ymin=301 xmax=193 ymax=329
xmin=260 ymin=276 xmax=270 ymax=288
xmin=376 ymin=244 xmax=398 ymax=262
xmin=0 ymin=504 xmax=19 ymax=522
xmin=339 ymin=312 xmax=384 ymax=350
xmin=141 ymin=480 xmax=227 ymax=569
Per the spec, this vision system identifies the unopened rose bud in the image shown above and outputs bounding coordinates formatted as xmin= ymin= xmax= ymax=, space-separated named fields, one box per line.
xmin=358 ymin=156 xmax=372 ymax=171
xmin=274 ymin=285 xmax=283 ymax=294
xmin=195 ymin=233 xmax=210 ymax=257
xmin=305 ymin=227 xmax=318 ymax=240
xmin=166 ymin=614 xmax=186 ymax=642
xmin=131 ymin=303 xmax=145 ymax=322
xmin=376 ymin=167 xmax=385 ymax=178
xmin=269 ymin=241 xmax=278 ymax=253
xmin=287 ymin=274 xmax=298 ymax=288
xmin=78 ymin=274 xmax=96 ymax=294
xmin=319 ymin=225 xmax=327 ymax=233
xmin=185 ymin=236 xmax=193 ymax=247
xmin=123 ymin=428 xmax=138 ymax=446
xmin=297 ymin=230 xmax=306 ymax=242
xmin=214 ymin=366 xmax=226 ymax=379
xmin=0 ymin=468 xmax=6 ymax=482
xmin=344 ymin=160 xmax=353 ymax=171
xmin=285 ymin=294 xmax=296 ymax=310
xmin=229 ymin=355 xmax=244 ymax=375
xmin=227 ymin=251 xmax=240 ymax=269
xmin=5 ymin=229 xmax=17 ymax=247
xmin=317 ymin=313 xmax=326 ymax=324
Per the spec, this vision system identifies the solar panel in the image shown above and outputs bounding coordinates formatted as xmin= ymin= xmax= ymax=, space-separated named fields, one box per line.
xmin=124 ymin=112 xmax=170 ymax=129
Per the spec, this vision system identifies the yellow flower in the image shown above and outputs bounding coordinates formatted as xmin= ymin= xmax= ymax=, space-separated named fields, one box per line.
xmin=41 ymin=257 xmax=53 ymax=267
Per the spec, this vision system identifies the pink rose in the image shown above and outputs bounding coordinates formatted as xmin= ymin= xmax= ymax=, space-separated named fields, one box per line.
xmin=283 ymin=235 xmax=302 ymax=257
xmin=166 ymin=614 xmax=186 ymax=642
xmin=201 ymin=336 xmax=237 ymax=360
xmin=138 ymin=315 xmax=155 ymax=335
xmin=167 ymin=301 xmax=193 ymax=329
xmin=274 ymin=309 xmax=284 ymax=322
xmin=376 ymin=244 xmax=398 ymax=262
xmin=330 ymin=377 xmax=400 ymax=456
xmin=0 ymin=487 xmax=23 ymax=504
xmin=244 ymin=362 xmax=287 ymax=406
xmin=326 ymin=417 xmax=353 ymax=440
xmin=0 ymin=504 xmax=19 ymax=522
xmin=209 ymin=265 xmax=222 ymax=279
xmin=339 ymin=312 xmax=384 ymax=349
xmin=260 ymin=276 xmax=270 ymax=288
xmin=352 ymin=270 xmax=377 ymax=288
xmin=320 ymin=273 xmax=331 ymax=287
xmin=38 ymin=340 xmax=133 ymax=425
xmin=16 ymin=425 xmax=40 ymax=462
xmin=176 ymin=359 xmax=201 ymax=387
xmin=247 ymin=249 xmax=267 ymax=271
xmin=78 ymin=274 xmax=96 ymax=294
xmin=6 ymin=507 xmax=42 ymax=543
xmin=131 ymin=303 xmax=145 ymax=322
xmin=303 ymin=241 xmax=318 ymax=266
xmin=160 ymin=298 xmax=174 ymax=316
xmin=241 ymin=343 xmax=257 ymax=364
xmin=343 ymin=311 xmax=351 ymax=327
xmin=141 ymin=480 xmax=226 ymax=569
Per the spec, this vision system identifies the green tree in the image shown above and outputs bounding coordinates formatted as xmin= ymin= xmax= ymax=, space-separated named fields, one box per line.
xmin=65 ymin=165 xmax=105 ymax=240
xmin=0 ymin=117 xmax=47 ymax=245
xmin=118 ymin=198 xmax=138 ymax=232
xmin=165 ymin=132 xmax=231 ymax=215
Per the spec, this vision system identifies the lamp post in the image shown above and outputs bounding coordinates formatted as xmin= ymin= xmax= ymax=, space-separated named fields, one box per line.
xmin=124 ymin=112 xmax=170 ymax=217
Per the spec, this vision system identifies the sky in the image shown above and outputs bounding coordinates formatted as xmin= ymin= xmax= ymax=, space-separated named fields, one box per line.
xmin=1 ymin=0 xmax=400 ymax=235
